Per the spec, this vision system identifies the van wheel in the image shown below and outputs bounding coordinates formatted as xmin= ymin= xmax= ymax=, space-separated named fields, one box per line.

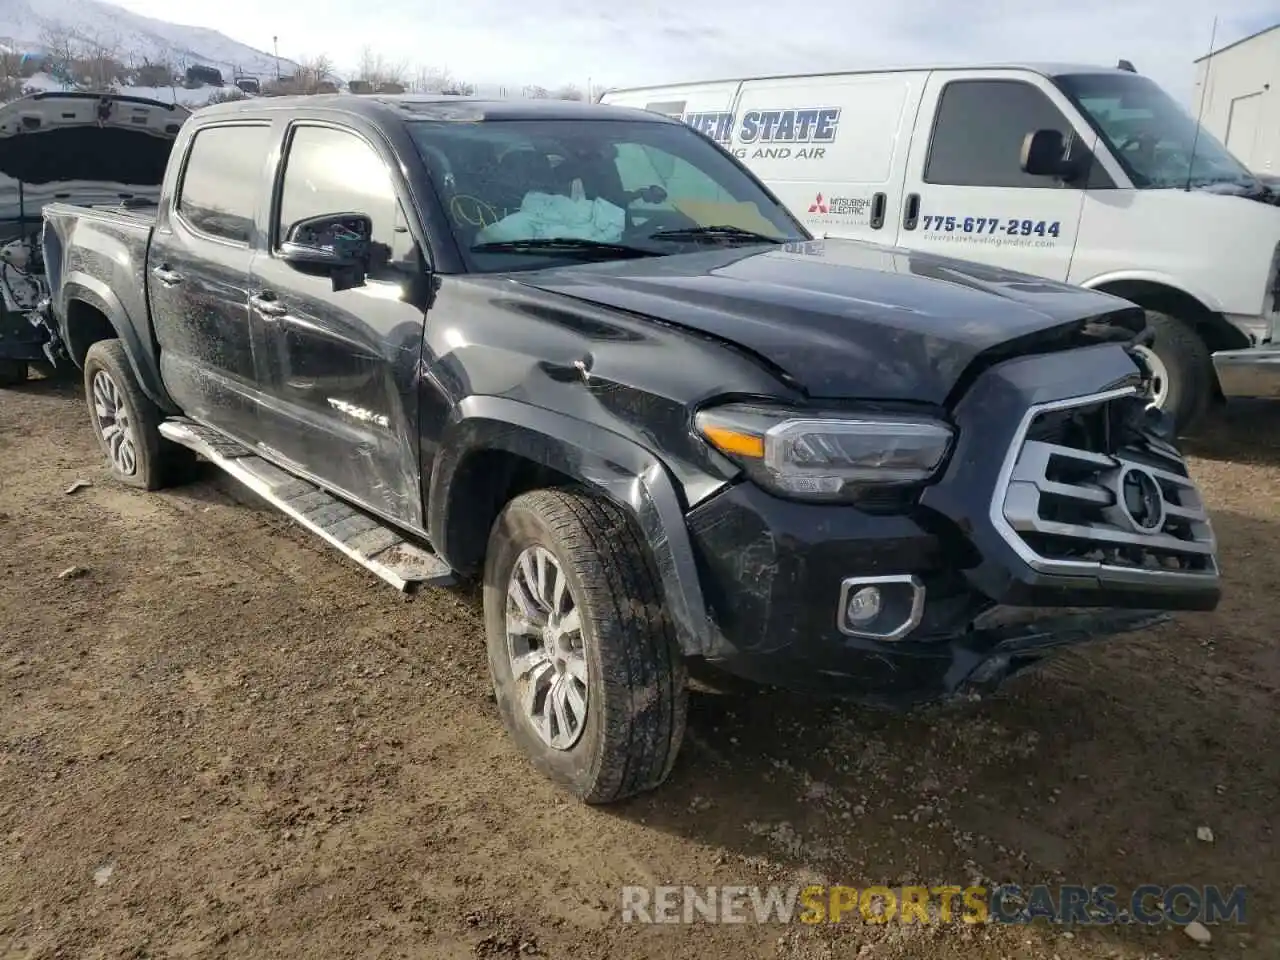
xmin=0 ymin=359 xmax=27 ymax=386
xmin=1132 ymin=310 xmax=1212 ymax=434
xmin=483 ymin=489 xmax=687 ymax=804
xmin=83 ymin=340 xmax=192 ymax=490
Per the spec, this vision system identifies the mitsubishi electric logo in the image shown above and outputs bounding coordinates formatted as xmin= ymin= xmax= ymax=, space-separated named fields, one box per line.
xmin=808 ymin=193 xmax=829 ymax=214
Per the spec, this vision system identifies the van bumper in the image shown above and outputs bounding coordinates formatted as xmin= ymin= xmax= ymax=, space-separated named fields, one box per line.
xmin=1212 ymin=346 xmax=1280 ymax=399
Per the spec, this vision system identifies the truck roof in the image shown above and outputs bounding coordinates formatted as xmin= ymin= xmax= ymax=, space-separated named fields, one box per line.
xmin=599 ymin=62 xmax=1134 ymax=97
xmin=195 ymin=93 xmax=671 ymax=125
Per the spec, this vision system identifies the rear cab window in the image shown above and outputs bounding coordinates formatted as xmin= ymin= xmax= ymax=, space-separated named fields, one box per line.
xmin=175 ymin=124 xmax=272 ymax=243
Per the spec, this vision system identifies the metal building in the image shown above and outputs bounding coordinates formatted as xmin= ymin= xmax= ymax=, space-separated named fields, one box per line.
xmin=1193 ymin=23 xmax=1280 ymax=172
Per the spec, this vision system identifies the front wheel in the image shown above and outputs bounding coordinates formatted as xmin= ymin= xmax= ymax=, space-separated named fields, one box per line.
xmin=0 ymin=359 xmax=27 ymax=387
xmin=483 ymin=489 xmax=688 ymax=803
xmin=1132 ymin=310 xmax=1213 ymax=434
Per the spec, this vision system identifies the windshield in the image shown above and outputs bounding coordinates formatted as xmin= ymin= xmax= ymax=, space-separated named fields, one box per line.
xmin=407 ymin=117 xmax=806 ymax=272
xmin=1055 ymin=72 xmax=1254 ymax=190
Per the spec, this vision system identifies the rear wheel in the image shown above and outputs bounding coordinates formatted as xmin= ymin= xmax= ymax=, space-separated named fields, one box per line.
xmin=82 ymin=340 xmax=192 ymax=490
xmin=1133 ymin=310 xmax=1213 ymax=434
xmin=483 ymin=489 xmax=687 ymax=803
xmin=0 ymin=359 xmax=27 ymax=386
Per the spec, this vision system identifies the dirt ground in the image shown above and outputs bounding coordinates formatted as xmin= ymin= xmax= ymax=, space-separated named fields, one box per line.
xmin=1 ymin=375 xmax=1277 ymax=960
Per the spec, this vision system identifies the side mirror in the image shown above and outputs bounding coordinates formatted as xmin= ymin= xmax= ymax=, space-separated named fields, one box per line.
xmin=278 ymin=212 xmax=373 ymax=291
xmin=1020 ymin=129 xmax=1076 ymax=180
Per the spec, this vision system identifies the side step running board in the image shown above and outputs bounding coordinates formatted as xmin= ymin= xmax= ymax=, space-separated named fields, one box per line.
xmin=159 ymin=418 xmax=454 ymax=592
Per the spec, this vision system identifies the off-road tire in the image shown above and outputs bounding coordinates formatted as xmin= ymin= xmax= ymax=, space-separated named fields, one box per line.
xmin=0 ymin=359 xmax=27 ymax=386
xmin=483 ymin=488 xmax=688 ymax=804
xmin=83 ymin=340 xmax=193 ymax=490
xmin=1143 ymin=310 xmax=1213 ymax=434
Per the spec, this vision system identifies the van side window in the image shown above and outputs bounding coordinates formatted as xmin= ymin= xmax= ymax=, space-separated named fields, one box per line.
xmin=925 ymin=81 xmax=1075 ymax=189
xmin=276 ymin=125 xmax=401 ymax=254
xmin=176 ymin=124 xmax=272 ymax=243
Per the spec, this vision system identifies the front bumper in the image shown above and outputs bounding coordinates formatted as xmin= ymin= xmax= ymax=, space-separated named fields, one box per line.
xmin=685 ymin=481 xmax=1180 ymax=704
xmin=1212 ymin=345 xmax=1280 ymax=399
xmin=683 ymin=343 xmax=1221 ymax=705
xmin=701 ymin=604 xmax=1169 ymax=705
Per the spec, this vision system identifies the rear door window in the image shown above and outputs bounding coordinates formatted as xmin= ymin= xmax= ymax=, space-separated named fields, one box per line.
xmin=176 ymin=124 xmax=272 ymax=243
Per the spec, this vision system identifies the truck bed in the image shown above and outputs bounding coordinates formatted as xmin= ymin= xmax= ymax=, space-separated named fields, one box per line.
xmin=42 ymin=200 xmax=166 ymax=404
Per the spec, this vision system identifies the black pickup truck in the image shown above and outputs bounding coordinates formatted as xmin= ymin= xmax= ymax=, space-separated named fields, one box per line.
xmin=41 ymin=94 xmax=1221 ymax=803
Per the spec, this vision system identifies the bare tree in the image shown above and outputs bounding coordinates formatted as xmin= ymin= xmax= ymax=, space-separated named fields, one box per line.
xmin=78 ymin=29 xmax=125 ymax=89
xmin=552 ymin=83 xmax=583 ymax=101
xmin=0 ymin=48 xmax=24 ymax=101
xmin=206 ymin=87 xmax=248 ymax=104
xmin=262 ymin=53 xmax=337 ymax=96
xmin=525 ymin=85 xmax=550 ymax=99
xmin=38 ymin=22 xmax=77 ymax=81
xmin=411 ymin=65 xmax=454 ymax=93
xmin=0 ymin=48 xmax=22 ymax=79
xmin=135 ymin=59 xmax=175 ymax=87
xmin=295 ymin=53 xmax=334 ymax=93
xmin=357 ymin=46 xmax=406 ymax=88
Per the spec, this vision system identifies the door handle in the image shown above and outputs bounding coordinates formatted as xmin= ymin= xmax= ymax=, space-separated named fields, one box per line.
xmin=250 ymin=293 xmax=288 ymax=318
xmin=902 ymin=193 xmax=921 ymax=231
xmin=870 ymin=192 xmax=887 ymax=230
xmin=152 ymin=265 xmax=183 ymax=285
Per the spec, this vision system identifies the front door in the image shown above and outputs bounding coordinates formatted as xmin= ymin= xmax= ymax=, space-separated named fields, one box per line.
xmin=895 ymin=73 xmax=1093 ymax=282
xmin=148 ymin=122 xmax=274 ymax=441
xmin=248 ymin=122 xmax=430 ymax=529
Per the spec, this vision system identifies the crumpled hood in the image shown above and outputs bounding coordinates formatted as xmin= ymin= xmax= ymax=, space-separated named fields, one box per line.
xmin=0 ymin=92 xmax=190 ymax=185
xmin=515 ymin=238 xmax=1146 ymax=404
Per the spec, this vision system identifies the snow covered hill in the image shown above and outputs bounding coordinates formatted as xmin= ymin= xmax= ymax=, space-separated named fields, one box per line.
xmin=0 ymin=0 xmax=297 ymax=80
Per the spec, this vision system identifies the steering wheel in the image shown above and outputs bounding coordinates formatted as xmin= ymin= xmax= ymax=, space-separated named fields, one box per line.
xmin=450 ymin=195 xmax=500 ymax=229
xmin=1117 ymin=131 xmax=1157 ymax=153
xmin=624 ymin=207 xmax=696 ymax=239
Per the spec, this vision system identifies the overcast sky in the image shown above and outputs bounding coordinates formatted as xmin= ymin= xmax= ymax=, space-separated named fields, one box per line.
xmin=111 ymin=0 xmax=1279 ymax=104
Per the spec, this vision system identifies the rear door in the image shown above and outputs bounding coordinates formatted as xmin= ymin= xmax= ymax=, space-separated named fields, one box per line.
xmin=148 ymin=121 xmax=273 ymax=440
xmin=728 ymin=72 xmax=927 ymax=244
xmin=248 ymin=121 xmax=430 ymax=529
xmin=895 ymin=71 xmax=1095 ymax=281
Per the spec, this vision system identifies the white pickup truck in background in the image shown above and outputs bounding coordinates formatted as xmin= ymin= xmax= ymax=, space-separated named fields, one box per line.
xmin=601 ymin=62 xmax=1280 ymax=432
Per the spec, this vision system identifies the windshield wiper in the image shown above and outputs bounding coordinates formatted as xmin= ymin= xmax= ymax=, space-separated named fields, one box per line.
xmin=645 ymin=225 xmax=788 ymax=245
xmin=470 ymin=238 xmax=659 ymax=259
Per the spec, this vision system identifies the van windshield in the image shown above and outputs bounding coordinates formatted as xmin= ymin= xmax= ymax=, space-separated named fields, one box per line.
xmin=407 ymin=117 xmax=806 ymax=272
xmin=1055 ymin=72 xmax=1254 ymax=189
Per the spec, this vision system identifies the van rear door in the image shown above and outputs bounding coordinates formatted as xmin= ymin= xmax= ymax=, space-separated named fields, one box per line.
xmin=728 ymin=72 xmax=927 ymax=245
xmin=895 ymin=69 xmax=1094 ymax=281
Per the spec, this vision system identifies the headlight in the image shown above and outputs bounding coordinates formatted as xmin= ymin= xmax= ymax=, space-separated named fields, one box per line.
xmin=694 ymin=402 xmax=954 ymax=502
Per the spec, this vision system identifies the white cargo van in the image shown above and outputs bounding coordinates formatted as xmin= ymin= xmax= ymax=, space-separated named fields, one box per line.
xmin=600 ymin=63 xmax=1280 ymax=430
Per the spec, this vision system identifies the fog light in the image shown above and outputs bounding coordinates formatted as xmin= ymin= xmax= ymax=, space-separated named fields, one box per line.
xmin=837 ymin=575 xmax=925 ymax=641
xmin=845 ymin=586 xmax=883 ymax=626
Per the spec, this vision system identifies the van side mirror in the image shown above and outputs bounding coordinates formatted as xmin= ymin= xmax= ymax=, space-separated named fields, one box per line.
xmin=1020 ymin=129 xmax=1076 ymax=180
xmin=278 ymin=212 xmax=373 ymax=291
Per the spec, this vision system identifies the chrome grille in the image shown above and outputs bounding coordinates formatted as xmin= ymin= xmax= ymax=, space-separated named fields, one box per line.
xmin=992 ymin=387 xmax=1218 ymax=582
